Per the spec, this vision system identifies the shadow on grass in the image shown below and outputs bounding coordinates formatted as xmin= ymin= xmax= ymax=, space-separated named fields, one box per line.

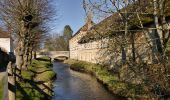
xmin=16 ymin=82 xmax=31 ymax=100
xmin=36 ymin=58 xmax=50 ymax=62
xmin=15 ymin=73 xmax=53 ymax=100
xmin=30 ymin=69 xmax=52 ymax=75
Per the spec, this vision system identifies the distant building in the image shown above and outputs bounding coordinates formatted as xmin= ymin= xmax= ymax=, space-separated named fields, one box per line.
xmin=0 ymin=29 xmax=14 ymax=54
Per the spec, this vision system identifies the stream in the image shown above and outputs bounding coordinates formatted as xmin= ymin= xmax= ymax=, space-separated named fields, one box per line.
xmin=52 ymin=61 xmax=124 ymax=100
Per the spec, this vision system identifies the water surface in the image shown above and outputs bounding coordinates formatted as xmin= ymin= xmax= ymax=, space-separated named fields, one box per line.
xmin=52 ymin=62 xmax=124 ymax=100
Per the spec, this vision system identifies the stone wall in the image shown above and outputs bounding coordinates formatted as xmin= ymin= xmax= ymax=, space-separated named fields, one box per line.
xmin=0 ymin=38 xmax=13 ymax=54
xmin=69 ymin=19 xmax=170 ymax=66
xmin=70 ymin=33 xmax=109 ymax=64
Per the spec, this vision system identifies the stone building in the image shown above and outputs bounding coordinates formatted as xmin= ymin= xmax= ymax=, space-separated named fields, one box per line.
xmin=0 ymin=29 xmax=14 ymax=54
xmin=0 ymin=29 xmax=14 ymax=65
xmin=69 ymin=16 xmax=111 ymax=64
xmin=69 ymin=17 xmax=98 ymax=63
xmin=69 ymin=0 xmax=170 ymax=66
xmin=69 ymin=11 xmax=170 ymax=67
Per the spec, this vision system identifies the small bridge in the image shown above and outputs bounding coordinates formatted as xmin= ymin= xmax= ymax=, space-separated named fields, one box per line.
xmin=37 ymin=51 xmax=70 ymax=60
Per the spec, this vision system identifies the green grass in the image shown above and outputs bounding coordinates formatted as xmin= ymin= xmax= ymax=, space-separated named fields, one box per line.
xmin=64 ymin=59 xmax=150 ymax=99
xmin=16 ymin=82 xmax=45 ymax=100
xmin=16 ymin=57 xmax=56 ymax=100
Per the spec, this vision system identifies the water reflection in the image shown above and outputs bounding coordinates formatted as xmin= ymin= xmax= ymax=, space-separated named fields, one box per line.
xmin=52 ymin=62 xmax=124 ymax=100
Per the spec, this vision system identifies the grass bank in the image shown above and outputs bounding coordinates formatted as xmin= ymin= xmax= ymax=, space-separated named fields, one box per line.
xmin=16 ymin=57 xmax=56 ymax=100
xmin=64 ymin=59 xmax=150 ymax=99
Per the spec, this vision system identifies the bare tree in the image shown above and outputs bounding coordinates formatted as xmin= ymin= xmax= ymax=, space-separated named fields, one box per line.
xmin=82 ymin=0 xmax=170 ymax=98
xmin=0 ymin=0 xmax=55 ymax=78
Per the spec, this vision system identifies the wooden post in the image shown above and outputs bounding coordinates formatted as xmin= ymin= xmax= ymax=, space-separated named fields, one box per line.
xmin=7 ymin=62 xmax=15 ymax=100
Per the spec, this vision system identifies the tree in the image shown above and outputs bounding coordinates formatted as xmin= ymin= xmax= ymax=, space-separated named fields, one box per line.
xmin=83 ymin=0 xmax=170 ymax=98
xmin=44 ymin=33 xmax=68 ymax=51
xmin=63 ymin=25 xmax=73 ymax=50
xmin=85 ymin=0 xmax=170 ymax=62
xmin=152 ymin=0 xmax=170 ymax=62
xmin=0 ymin=0 xmax=55 ymax=78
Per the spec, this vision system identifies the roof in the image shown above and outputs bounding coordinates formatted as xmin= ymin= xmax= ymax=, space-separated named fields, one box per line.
xmin=70 ymin=20 xmax=95 ymax=40
xmin=0 ymin=29 xmax=10 ymax=38
xmin=78 ymin=0 xmax=170 ymax=44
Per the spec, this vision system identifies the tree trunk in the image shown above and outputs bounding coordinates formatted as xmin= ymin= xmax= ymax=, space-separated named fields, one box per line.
xmin=15 ymin=41 xmax=24 ymax=80
xmin=28 ymin=50 xmax=32 ymax=65
xmin=153 ymin=0 xmax=164 ymax=54
xmin=121 ymin=35 xmax=126 ymax=64
xmin=131 ymin=32 xmax=136 ymax=63
xmin=33 ymin=51 xmax=37 ymax=59
xmin=159 ymin=0 xmax=170 ymax=54
xmin=153 ymin=0 xmax=164 ymax=63
xmin=22 ymin=46 xmax=30 ymax=70
xmin=121 ymin=32 xmax=127 ymax=64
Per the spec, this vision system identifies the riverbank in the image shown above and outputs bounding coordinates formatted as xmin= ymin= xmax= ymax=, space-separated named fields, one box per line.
xmin=52 ymin=61 xmax=122 ymax=100
xmin=64 ymin=59 xmax=150 ymax=99
xmin=16 ymin=57 xmax=56 ymax=100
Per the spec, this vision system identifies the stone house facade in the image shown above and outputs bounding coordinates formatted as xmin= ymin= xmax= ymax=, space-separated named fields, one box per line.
xmin=0 ymin=29 xmax=14 ymax=54
xmin=0 ymin=29 xmax=14 ymax=66
xmin=69 ymin=19 xmax=99 ymax=63
xmin=69 ymin=12 xmax=170 ymax=66
xmin=69 ymin=0 xmax=170 ymax=66
xmin=69 ymin=18 xmax=110 ymax=64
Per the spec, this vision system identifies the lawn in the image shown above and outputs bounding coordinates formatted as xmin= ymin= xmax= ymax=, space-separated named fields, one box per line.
xmin=16 ymin=57 xmax=56 ymax=100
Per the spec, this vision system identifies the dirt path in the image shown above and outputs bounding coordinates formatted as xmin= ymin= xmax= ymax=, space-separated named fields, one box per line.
xmin=0 ymin=71 xmax=8 ymax=100
xmin=0 ymin=72 xmax=6 ymax=80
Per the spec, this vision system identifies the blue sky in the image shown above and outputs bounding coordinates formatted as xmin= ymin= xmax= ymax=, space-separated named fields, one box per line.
xmin=52 ymin=0 xmax=86 ymax=35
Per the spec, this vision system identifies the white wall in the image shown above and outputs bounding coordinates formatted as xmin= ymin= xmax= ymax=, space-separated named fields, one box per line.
xmin=0 ymin=38 xmax=13 ymax=53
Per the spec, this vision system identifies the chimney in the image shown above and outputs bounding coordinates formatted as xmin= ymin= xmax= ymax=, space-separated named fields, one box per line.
xmin=85 ymin=11 xmax=93 ymax=30
xmin=83 ymin=0 xmax=94 ymax=30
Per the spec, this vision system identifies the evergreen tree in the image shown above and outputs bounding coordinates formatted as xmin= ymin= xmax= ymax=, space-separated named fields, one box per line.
xmin=63 ymin=25 xmax=73 ymax=50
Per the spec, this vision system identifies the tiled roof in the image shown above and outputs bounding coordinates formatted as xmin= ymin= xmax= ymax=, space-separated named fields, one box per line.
xmin=78 ymin=0 xmax=170 ymax=44
xmin=70 ymin=20 xmax=95 ymax=40
xmin=0 ymin=29 xmax=10 ymax=38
